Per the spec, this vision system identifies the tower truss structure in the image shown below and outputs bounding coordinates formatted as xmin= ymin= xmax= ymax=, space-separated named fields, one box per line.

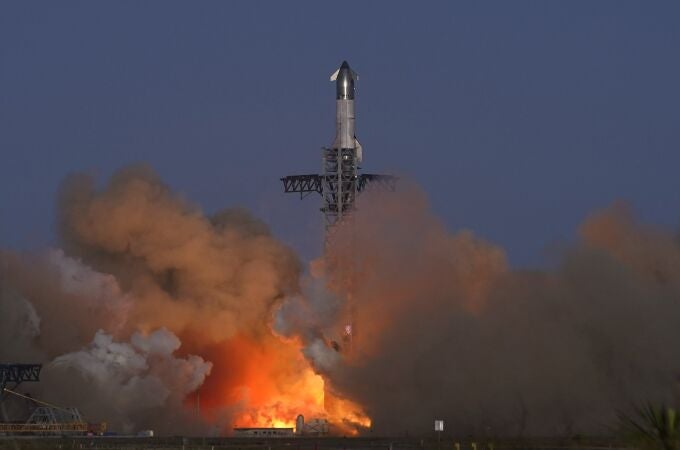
xmin=281 ymin=61 xmax=395 ymax=242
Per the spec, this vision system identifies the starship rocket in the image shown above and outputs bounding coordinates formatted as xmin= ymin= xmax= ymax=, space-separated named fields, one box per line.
xmin=330 ymin=60 xmax=362 ymax=162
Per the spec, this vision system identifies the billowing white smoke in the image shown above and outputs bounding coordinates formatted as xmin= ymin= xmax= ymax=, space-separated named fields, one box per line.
xmin=1 ymin=250 xmax=213 ymax=434
xmin=275 ymin=275 xmax=343 ymax=372
xmin=49 ymin=329 xmax=211 ymax=433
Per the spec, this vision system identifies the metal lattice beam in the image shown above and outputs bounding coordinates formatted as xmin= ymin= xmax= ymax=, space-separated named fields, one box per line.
xmin=281 ymin=174 xmax=396 ymax=196
xmin=281 ymin=61 xmax=396 ymax=246
xmin=358 ymin=174 xmax=398 ymax=192
xmin=282 ymin=171 xmax=397 ymax=238
xmin=0 ymin=364 xmax=42 ymax=392
xmin=281 ymin=174 xmax=322 ymax=197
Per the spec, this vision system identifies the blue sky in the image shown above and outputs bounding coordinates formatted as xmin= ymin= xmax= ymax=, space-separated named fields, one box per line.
xmin=1 ymin=1 xmax=679 ymax=266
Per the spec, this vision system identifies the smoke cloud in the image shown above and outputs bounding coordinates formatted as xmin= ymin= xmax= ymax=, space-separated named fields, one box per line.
xmin=3 ymin=165 xmax=680 ymax=438
xmin=56 ymin=165 xmax=300 ymax=341
xmin=0 ymin=165 xmax=304 ymax=434
xmin=281 ymin=182 xmax=680 ymax=437
xmin=47 ymin=328 xmax=212 ymax=434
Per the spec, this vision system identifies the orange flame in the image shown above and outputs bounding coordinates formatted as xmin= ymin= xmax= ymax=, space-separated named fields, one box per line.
xmin=188 ymin=331 xmax=369 ymax=435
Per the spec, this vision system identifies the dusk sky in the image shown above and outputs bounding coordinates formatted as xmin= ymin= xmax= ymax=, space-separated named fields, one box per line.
xmin=1 ymin=1 xmax=679 ymax=267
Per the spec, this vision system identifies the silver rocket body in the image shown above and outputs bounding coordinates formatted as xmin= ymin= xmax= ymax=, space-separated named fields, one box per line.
xmin=321 ymin=61 xmax=363 ymax=231
xmin=330 ymin=61 xmax=362 ymax=161
xmin=333 ymin=99 xmax=355 ymax=151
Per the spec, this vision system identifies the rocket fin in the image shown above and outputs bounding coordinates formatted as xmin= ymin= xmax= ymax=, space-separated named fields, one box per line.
xmin=330 ymin=66 xmax=358 ymax=81
xmin=354 ymin=137 xmax=363 ymax=163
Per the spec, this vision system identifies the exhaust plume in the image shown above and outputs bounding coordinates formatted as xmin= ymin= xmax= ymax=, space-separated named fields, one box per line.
xmin=282 ymin=182 xmax=680 ymax=437
xmin=3 ymin=166 xmax=680 ymax=437
xmin=0 ymin=165 xmax=330 ymax=434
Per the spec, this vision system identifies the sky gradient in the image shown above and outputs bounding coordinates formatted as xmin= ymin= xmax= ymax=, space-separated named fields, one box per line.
xmin=1 ymin=1 xmax=679 ymax=266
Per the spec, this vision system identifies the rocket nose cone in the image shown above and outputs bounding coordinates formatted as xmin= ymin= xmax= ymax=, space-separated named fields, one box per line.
xmin=335 ymin=61 xmax=356 ymax=99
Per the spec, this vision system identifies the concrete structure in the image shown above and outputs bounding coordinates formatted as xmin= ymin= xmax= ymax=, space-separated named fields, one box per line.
xmin=233 ymin=427 xmax=295 ymax=438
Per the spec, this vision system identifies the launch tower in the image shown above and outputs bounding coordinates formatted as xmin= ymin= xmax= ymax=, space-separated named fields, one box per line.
xmin=281 ymin=61 xmax=396 ymax=243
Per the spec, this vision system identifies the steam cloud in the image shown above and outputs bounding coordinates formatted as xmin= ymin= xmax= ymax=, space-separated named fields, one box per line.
xmin=280 ymin=182 xmax=680 ymax=437
xmin=48 ymin=328 xmax=212 ymax=434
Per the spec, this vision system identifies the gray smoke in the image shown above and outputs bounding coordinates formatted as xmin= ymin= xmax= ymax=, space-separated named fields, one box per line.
xmin=4 ymin=163 xmax=680 ymax=437
xmin=278 ymin=183 xmax=680 ymax=437
xmin=47 ymin=328 xmax=212 ymax=434
xmin=0 ymin=248 xmax=214 ymax=434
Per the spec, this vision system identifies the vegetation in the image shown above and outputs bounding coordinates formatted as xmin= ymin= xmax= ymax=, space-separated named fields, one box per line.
xmin=619 ymin=403 xmax=680 ymax=450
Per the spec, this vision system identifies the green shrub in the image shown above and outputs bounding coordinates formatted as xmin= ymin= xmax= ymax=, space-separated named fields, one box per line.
xmin=619 ymin=403 xmax=680 ymax=450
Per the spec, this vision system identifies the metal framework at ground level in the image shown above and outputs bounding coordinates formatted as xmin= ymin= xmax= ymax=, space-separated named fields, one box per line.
xmin=0 ymin=364 xmax=41 ymax=392
xmin=1 ymin=386 xmax=107 ymax=436
xmin=0 ymin=422 xmax=89 ymax=434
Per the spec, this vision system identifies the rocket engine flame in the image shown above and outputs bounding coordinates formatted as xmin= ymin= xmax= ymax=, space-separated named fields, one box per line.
xmin=191 ymin=332 xmax=369 ymax=434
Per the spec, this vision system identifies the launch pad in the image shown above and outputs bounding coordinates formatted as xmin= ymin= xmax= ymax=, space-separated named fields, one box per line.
xmin=0 ymin=364 xmax=106 ymax=436
xmin=0 ymin=435 xmax=627 ymax=450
